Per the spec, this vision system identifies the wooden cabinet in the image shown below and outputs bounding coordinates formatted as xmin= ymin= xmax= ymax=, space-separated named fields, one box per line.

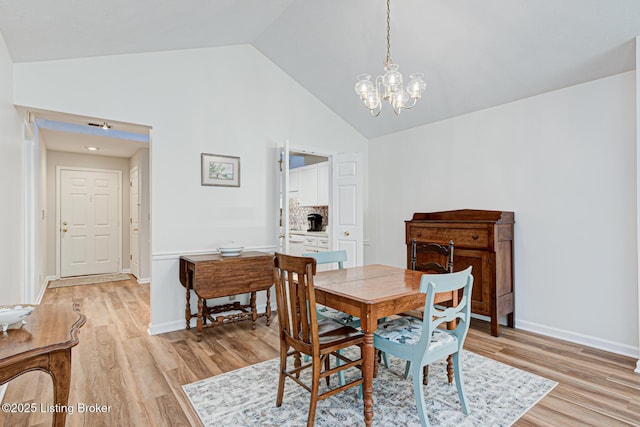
xmin=405 ymin=209 xmax=515 ymax=336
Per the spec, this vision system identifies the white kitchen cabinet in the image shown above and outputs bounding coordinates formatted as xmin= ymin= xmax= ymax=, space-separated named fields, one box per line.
xmin=296 ymin=161 xmax=329 ymax=206
xmin=297 ymin=164 xmax=317 ymax=206
xmin=289 ymin=168 xmax=299 ymax=193
xmin=317 ymin=162 xmax=329 ymax=205
xmin=288 ymin=234 xmax=305 ymax=256
xmin=302 ymin=234 xmax=331 ymax=271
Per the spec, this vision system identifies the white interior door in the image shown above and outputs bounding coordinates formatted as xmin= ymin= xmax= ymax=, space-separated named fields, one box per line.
xmin=60 ymin=169 xmax=120 ymax=277
xmin=276 ymin=140 xmax=290 ymax=253
xmin=129 ymin=167 xmax=140 ymax=279
xmin=332 ymin=153 xmax=364 ymax=268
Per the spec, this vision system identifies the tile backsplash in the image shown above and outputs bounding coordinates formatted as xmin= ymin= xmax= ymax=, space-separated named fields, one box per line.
xmin=289 ymin=197 xmax=328 ymax=231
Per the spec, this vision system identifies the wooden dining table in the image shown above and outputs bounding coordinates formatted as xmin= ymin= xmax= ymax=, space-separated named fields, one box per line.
xmin=313 ymin=264 xmax=454 ymax=427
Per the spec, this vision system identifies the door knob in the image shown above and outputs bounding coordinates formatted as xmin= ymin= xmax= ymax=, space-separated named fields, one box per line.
xmin=133 ymin=228 xmax=139 ymax=232
xmin=62 ymin=228 xmax=68 ymax=232
xmin=63 ymin=221 xmax=68 ymax=226
xmin=344 ymin=231 xmax=350 ymax=237
xmin=278 ymin=233 xmax=284 ymax=238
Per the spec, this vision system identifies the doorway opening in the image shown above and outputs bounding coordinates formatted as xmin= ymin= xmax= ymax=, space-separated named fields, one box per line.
xmin=277 ymin=145 xmax=364 ymax=268
xmin=22 ymin=107 xmax=151 ymax=303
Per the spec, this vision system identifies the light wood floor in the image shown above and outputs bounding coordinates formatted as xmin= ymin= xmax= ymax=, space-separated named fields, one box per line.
xmin=1 ymin=277 xmax=639 ymax=426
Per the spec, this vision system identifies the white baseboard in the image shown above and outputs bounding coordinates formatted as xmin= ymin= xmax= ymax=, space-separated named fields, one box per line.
xmin=136 ymin=277 xmax=150 ymax=284
xmin=517 ymin=319 xmax=639 ymax=359
xmin=635 ymin=360 xmax=640 ymax=373
xmin=35 ymin=275 xmax=56 ymax=303
xmin=121 ymin=269 xmax=131 ymax=274
xmin=148 ymin=319 xmax=190 ymax=336
xmin=0 ymin=384 xmax=6 ymax=403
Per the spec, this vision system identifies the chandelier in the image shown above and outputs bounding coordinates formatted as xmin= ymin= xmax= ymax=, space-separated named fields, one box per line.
xmin=354 ymin=0 xmax=426 ymax=117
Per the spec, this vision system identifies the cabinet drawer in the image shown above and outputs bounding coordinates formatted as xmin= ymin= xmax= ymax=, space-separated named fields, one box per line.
xmin=304 ymin=236 xmax=318 ymax=246
xmin=318 ymin=238 xmax=329 ymax=249
xmin=409 ymin=225 xmax=490 ymax=249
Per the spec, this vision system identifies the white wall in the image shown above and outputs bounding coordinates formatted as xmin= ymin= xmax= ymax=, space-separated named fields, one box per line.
xmin=13 ymin=44 xmax=368 ymax=331
xmin=0 ymin=32 xmax=23 ymax=304
xmin=45 ymin=151 xmax=132 ymax=277
xmin=368 ymin=71 xmax=638 ymax=357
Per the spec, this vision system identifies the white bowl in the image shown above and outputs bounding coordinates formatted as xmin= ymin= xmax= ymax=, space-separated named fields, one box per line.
xmin=0 ymin=305 xmax=35 ymax=331
xmin=218 ymin=246 xmax=244 ymax=257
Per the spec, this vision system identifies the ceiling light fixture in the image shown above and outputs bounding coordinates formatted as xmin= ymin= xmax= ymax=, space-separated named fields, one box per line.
xmin=85 ymin=146 xmax=100 ymax=151
xmin=354 ymin=0 xmax=426 ymax=117
xmin=87 ymin=121 xmax=112 ymax=130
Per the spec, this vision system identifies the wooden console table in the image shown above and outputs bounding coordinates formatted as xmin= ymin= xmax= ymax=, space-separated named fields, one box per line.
xmin=0 ymin=303 xmax=86 ymax=427
xmin=179 ymin=251 xmax=274 ymax=341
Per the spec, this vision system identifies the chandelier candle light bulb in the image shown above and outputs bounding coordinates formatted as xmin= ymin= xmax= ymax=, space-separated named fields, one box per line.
xmin=354 ymin=0 xmax=426 ymax=117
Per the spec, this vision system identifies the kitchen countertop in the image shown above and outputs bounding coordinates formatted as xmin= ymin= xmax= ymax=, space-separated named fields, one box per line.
xmin=289 ymin=230 xmax=329 ymax=237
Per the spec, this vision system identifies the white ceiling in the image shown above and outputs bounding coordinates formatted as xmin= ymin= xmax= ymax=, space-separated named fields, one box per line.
xmin=40 ymin=129 xmax=148 ymax=158
xmin=29 ymin=109 xmax=150 ymax=158
xmin=1 ymin=0 xmax=639 ymax=140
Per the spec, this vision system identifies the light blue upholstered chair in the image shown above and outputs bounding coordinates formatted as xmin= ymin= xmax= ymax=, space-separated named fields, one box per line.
xmin=301 ymin=250 xmax=358 ymax=327
xmin=302 ymin=250 xmax=388 ymax=384
xmin=373 ymin=267 xmax=473 ymax=427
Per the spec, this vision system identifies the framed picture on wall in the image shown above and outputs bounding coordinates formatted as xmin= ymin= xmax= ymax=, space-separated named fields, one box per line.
xmin=201 ymin=153 xmax=240 ymax=187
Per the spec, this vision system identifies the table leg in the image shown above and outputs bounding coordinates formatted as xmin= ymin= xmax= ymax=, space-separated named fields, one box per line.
xmin=185 ymin=281 xmax=192 ymax=330
xmin=197 ymin=298 xmax=204 ymax=342
xmin=202 ymin=299 xmax=208 ymax=326
xmin=265 ymin=288 xmax=272 ymax=326
xmin=49 ymin=349 xmax=72 ymax=427
xmin=361 ymin=325 xmax=375 ymax=426
xmin=250 ymin=292 xmax=257 ymax=330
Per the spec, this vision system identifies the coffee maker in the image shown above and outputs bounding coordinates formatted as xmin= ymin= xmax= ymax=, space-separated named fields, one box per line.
xmin=307 ymin=213 xmax=323 ymax=232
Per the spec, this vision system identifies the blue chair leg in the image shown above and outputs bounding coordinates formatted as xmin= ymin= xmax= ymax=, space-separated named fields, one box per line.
xmin=452 ymin=352 xmax=469 ymax=414
xmin=336 ymin=349 xmax=345 ymax=386
xmin=404 ymin=361 xmax=412 ymax=379
xmin=381 ymin=351 xmax=390 ymax=368
xmin=411 ymin=363 xmax=430 ymax=427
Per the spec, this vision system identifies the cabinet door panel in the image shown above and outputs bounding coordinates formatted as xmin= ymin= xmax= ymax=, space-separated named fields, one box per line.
xmin=317 ymin=162 xmax=329 ymax=205
xmin=454 ymin=249 xmax=492 ymax=316
xmin=298 ymin=165 xmax=318 ymax=206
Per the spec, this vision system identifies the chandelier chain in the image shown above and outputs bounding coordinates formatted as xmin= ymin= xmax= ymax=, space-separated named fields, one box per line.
xmin=385 ymin=0 xmax=392 ymax=66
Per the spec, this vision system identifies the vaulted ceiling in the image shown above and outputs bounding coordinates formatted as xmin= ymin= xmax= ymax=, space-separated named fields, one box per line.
xmin=1 ymin=0 xmax=639 ymax=140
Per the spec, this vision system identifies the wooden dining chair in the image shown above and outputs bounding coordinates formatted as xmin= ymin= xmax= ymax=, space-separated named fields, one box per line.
xmin=403 ymin=238 xmax=455 ymax=384
xmin=302 ymin=249 xmax=389 ymax=384
xmin=410 ymin=238 xmax=454 ymax=274
xmin=273 ymin=252 xmax=365 ymax=427
xmin=373 ymin=267 xmax=474 ymax=427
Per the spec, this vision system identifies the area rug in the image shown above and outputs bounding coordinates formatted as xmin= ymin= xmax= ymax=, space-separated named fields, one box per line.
xmin=47 ymin=273 xmax=131 ymax=288
xmin=183 ymin=349 xmax=557 ymax=426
